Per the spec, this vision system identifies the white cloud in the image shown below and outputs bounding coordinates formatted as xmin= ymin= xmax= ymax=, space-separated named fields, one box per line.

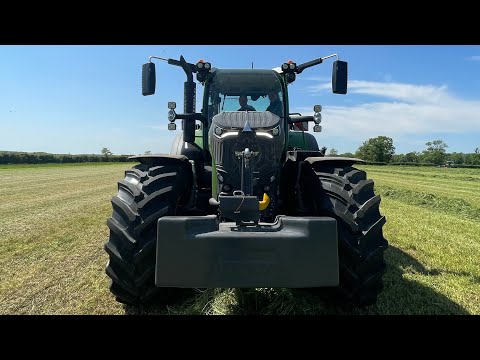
xmin=466 ymin=55 xmax=480 ymax=61
xmin=307 ymin=80 xmax=450 ymax=104
xmin=296 ymin=80 xmax=480 ymax=144
xmin=301 ymin=75 xmax=331 ymax=82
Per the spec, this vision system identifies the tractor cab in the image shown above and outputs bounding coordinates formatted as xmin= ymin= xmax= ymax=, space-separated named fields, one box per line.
xmin=204 ymin=69 xmax=285 ymax=125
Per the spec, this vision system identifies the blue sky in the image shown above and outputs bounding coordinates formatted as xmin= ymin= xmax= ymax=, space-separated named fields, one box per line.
xmin=1 ymin=45 xmax=480 ymax=155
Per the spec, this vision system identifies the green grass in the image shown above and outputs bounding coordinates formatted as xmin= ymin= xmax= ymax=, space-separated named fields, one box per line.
xmin=0 ymin=163 xmax=478 ymax=314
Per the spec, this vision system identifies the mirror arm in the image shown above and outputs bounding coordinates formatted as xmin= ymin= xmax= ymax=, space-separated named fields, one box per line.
xmin=296 ymin=54 xmax=339 ymax=74
xmin=174 ymin=113 xmax=208 ymax=126
xmin=322 ymin=54 xmax=339 ymax=61
xmin=148 ymin=56 xmax=169 ymax=63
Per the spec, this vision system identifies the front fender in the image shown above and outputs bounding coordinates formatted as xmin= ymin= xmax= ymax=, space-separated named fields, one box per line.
xmin=129 ymin=154 xmax=189 ymax=167
xmin=304 ymin=156 xmax=366 ymax=168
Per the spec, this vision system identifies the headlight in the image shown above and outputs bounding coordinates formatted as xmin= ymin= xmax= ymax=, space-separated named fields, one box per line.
xmin=214 ymin=125 xmax=223 ymax=136
xmin=168 ymin=110 xmax=176 ymax=122
xmin=256 ymin=132 xmax=273 ymax=139
xmin=272 ymin=126 xmax=280 ymax=136
xmin=313 ymin=112 xmax=322 ymax=124
xmin=214 ymin=126 xmax=239 ymax=138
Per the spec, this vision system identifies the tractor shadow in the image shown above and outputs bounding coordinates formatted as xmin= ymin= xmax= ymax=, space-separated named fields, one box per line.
xmin=123 ymin=245 xmax=470 ymax=315
xmin=226 ymin=245 xmax=470 ymax=315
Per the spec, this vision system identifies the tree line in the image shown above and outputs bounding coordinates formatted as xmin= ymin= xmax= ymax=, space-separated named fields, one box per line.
xmin=0 ymin=147 xmax=132 ymax=165
xmin=2 ymin=140 xmax=480 ymax=167
xmin=329 ymin=136 xmax=480 ymax=167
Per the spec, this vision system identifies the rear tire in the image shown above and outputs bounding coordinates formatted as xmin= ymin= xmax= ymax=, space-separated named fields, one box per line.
xmin=302 ymin=164 xmax=388 ymax=306
xmin=104 ymin=161 xmax=193 ymax=305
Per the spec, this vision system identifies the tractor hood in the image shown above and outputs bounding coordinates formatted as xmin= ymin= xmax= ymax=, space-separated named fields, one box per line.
xmin=212 ymin=111 xmax=281 ymax=130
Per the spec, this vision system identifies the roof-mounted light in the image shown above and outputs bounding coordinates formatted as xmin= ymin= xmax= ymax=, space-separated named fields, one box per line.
xmin=281 ymin=60 xmax=297 ymax=75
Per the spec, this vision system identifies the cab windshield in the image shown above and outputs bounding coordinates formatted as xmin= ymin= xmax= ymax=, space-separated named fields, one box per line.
xmin=205 ymin=69 xmax=284 ymax=123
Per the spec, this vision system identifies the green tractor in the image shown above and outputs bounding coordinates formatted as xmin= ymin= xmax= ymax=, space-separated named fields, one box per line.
xmin=104 ymin=53 xmax=388 ymax=307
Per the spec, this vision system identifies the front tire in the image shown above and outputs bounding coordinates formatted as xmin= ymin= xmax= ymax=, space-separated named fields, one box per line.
xmin=302 ymin=164 xmax=388 ymax=306
xmin=104 ymin=161 xmax=193 ymax=305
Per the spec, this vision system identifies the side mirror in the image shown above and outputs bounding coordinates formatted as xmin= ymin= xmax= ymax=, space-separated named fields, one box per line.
xmin=142 ymin=62 xmax=156 ymax=96
xmin=332 ymin=60 xmax=348 ymax=94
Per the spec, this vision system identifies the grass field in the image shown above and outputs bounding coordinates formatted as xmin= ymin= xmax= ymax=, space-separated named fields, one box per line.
xmin=0 ymin=163 xmax=478 ymax=315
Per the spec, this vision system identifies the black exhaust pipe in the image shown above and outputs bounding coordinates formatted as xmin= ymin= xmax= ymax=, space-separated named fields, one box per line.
xmin=179 ymin=56 xmax=196 ymax=144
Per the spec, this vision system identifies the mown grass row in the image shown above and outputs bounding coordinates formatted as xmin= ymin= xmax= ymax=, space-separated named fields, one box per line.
xmin=362 ymin=165 xmax=480 ymax=211
xmin=0 ymin=163 xmax=135 ymax=314
xmin=0 ymin=163 xmax=478 ymax=314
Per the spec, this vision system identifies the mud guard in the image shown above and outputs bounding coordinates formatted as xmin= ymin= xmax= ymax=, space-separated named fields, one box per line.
xmin=304 ymin=156 xmax=366 ymax=167
xmin=129 ymin=154 xmax=189 ymax=166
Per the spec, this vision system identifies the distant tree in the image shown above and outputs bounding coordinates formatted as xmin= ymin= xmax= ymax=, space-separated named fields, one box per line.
xmin=340 ymin=152 xmax=355 ymax=158
xmin=144 ymin=150 xmax=152 ymax=155
xmin=449 ymin=152 xmax=465 ymax=165
xmin=328 ymin=148 xmax=338 ymax=156
xmin=404 ymin=151 xmax=420 ymax=163
xmin=101 ymin=147 xmax=112 ymax=155
xmin=466 ymin=152 xmax=480 ymax=165
xmin=475 ymin=147 xmax=480 ymax=154
xmin=391 ymin=154 xmax=405 ymax=163
xmin=356 ymin=136 xmax=395 ymax=162
xmin=423 ymin=140 xmax=448 ymax=165
xmin=101 ymin=147 xmax=113 ymax=160
xmin=425 ymin=140 xmax=448 ymax=153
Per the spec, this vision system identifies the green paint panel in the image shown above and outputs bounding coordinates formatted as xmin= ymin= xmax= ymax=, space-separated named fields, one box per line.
xmin=288 ymin=131 xmax=317 ymax=151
